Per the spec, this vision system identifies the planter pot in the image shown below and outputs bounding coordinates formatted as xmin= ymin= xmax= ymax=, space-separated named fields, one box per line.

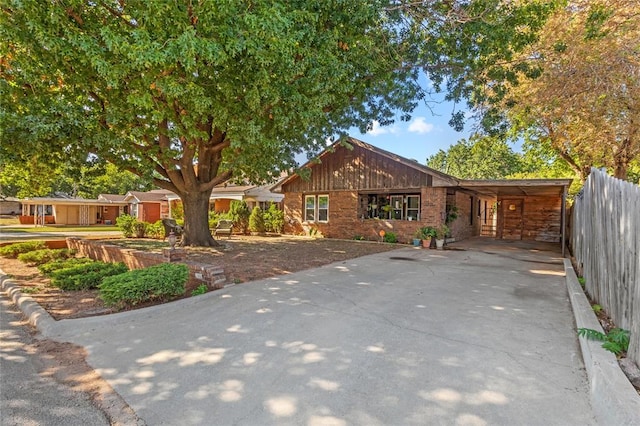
xmin=422 ymin=238 xmax=432 ymax=248
xmin=413 ymin=238 xmax=421 ymax=247
xmin=435 ymin=239 xmax=445 ymax=250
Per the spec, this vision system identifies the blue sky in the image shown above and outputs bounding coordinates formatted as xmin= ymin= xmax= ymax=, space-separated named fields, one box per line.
xmin=347 ymin=100 xmax=474 ymax=163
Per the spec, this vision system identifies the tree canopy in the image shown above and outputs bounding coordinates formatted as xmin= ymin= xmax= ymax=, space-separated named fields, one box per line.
xmin=426 ymin=134 xmax=523 ymax=179
xmin=2 ymin=0 xmax=426 ymax=245
xmin=465 ymin=0 xmax=640 ymax=181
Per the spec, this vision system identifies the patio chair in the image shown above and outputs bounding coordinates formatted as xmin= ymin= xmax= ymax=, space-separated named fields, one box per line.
xmin=161 ymin=218 xmax=183 ymax=239
xmin=214 ymin=219 xmax=233 ymax=239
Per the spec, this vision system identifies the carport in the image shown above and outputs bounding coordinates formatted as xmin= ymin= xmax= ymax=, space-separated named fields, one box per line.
xmin=457 ymin=179 xmax=572 ymax=254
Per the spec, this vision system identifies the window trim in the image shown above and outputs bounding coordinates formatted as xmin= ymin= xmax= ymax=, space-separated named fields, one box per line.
xmin=317 ymin=194 xmax=329 ymax=223
xmin=304 ymin=195 xmax=316 ymax=222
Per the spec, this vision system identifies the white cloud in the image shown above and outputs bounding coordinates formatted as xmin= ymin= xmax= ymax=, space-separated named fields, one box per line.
xmin=408 ymin=117 xmax=434 ymax=134
xmin=367 ymin=120 xmax=388 ymax=136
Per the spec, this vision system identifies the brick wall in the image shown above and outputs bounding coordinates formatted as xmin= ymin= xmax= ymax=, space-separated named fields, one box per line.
xmin=283 ymin=188 xmax=454 ymax=243
xmin=66 ymin=238 xmax=226 ymax=289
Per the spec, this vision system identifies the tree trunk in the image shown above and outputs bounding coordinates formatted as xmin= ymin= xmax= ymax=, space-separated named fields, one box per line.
xmin=180 ymin=190 xmax=219 ymax=247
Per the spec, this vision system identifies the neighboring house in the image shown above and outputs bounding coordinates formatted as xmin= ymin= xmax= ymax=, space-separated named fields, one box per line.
xmin=0 ymin=197 xmax=21 ymax=215
xmin=19 ymin=196 xmax=128 ymax=225
xmin=276 ymin=138 xmax=571 ymax=245
xmin=122 ymin=189 xmax=173 ymax=223
xmin=165 ymin=180 xmax=285 ymax=215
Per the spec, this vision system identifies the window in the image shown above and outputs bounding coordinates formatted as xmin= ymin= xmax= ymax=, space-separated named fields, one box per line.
xmin=477 ymin=199 xmax=481 ymax=217
xmin=469 ymin=197 xmax=474 ymax=225
xmin=305 ymin=195 xmax=329 ymax=222
xmin=406 ymin=195 xmax=420 ymax=221
xmin=362 ymin=193 xmax=420 ymax=221
xmin=484 ymin=200 xmax=488 ymax=224
xmin=305 ymin=195 xmax=316 ymax=222
xmin=317 ymin=195 xmax=329 ymax=222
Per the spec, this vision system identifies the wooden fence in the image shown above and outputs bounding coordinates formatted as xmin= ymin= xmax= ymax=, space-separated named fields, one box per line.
xmin=571 ymin=168 xmax=640 ymax=366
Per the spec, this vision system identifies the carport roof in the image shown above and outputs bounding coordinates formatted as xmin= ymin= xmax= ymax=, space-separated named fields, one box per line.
xmin=457 ymin=178 xmax=572 ymax=197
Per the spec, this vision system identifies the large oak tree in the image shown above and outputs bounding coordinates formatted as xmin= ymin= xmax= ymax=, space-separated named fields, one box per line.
xmin=1 ymin=0 xmax=424 ymax=245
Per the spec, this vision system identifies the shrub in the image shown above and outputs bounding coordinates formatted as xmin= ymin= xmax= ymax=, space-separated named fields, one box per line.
xmin=249 ymin=206 xmax=265 ymax=233
xmin=134 ymin=221 xmax=147 ymax=238
xmin=383 ymin=232 xmax=398 ymax=243
xmin=146 ymin=220 xmax=165 ymax=239
xmin=578 ymin=327 xmax=630 ymax=356
xmin=51 ymin=262 xmax=128 ymax=291
xmin=116 ymin=214 xmax=138 ymax=238
xmin=38 ymin=257 xmax=94 ymax=276
xmin=228 ymin=200 xmax=250 ymax=234
xmin=0 ymin=241 xmax=46 ymax=258
xmin=18 ymin=248 xmax=76 ymax=266
xmin=263 ymin=203 xmax=284 ymax=233
xmin=99 ymin=263 xmax=188 ymax=309
xmin=191 ymin=284 xmax=208 ymax=296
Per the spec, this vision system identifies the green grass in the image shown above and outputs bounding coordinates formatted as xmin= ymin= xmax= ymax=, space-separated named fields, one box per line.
xmin=0 ymin=218 xmax=20 ymax=226
xmin=1 ymin=225 xmax=118 ymax=233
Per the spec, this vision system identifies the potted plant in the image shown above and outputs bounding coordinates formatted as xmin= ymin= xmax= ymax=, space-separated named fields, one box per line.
xmin=412 ymin=229 xmax=422 ymax=247
xmin=418 ymin=226 xmax=437 ymax=248
xmin=435 ymin=224 xmax=449 ymax=250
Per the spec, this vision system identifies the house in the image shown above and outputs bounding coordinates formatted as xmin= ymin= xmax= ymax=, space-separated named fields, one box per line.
xmin=122 ymin=189 xmax=173 ymax=223
xmin=19 ymin=196 xmax=129 ymax=225
xmin=276 ymin=138 xmax=571 ymax=246
xmin=0 ymin=197 xmax=21 ymax=215
xmin=164 ymin=180 xmax=285 ymax=215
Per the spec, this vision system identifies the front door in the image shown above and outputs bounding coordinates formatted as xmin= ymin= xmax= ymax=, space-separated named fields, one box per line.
xmin=502 ymin=199 xmax=523 ymax=240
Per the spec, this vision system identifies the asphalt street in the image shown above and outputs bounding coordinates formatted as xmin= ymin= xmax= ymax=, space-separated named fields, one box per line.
xmin=0 ymin=292 xmax=108 ymax=426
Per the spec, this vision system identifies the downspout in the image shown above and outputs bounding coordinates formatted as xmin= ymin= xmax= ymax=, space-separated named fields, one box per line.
xmin=561 ymin=185 xmax=567 ymax=256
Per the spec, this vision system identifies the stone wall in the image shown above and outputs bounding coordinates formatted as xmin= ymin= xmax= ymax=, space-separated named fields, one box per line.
xmin=66 ymin=238 xmax=226 ymax=289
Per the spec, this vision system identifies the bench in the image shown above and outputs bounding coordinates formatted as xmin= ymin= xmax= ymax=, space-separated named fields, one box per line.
xmin=161 ymin=218 xmax=183 ymax=239
xmin=213 ymin=219 xmax=233 ymax=239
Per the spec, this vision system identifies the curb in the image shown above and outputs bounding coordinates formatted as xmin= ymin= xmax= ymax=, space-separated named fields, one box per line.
xmin=564 ymin=259 xmax=640 ymax=425
xmin=0 ymin=270 xmax=59 ymax=338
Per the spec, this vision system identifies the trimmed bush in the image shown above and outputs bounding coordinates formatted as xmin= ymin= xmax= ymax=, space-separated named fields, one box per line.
xmin=0 ymin=241 xmax=46 ymax=258
xmin=146 ymin=220 xmax=165 ymax=239
xmin=263 ymin=203 xmax=284 ymax=233
xmin=248 ymin=206 xmax=265 ymax=233
xmin=383 ymin=232 xmax=398 ymax=243
xmin=99 ymin=263 xmax=188 ymax=309
xmin=38 ymin=257 xmax=94 ymax=276
xmin=18 ymin=248 xmax=76 ymax=266
xmin=134 ymin=221 xmax=147 ymax=238
xmin=116 ymin=214 xmax=138 ymax=237
xmin=228 ymin=200 xmax=250 ymax=234
xmin=51 ymin=262 xmax=128 ymax=291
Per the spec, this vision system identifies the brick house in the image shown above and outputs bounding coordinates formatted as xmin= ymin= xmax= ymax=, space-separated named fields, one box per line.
xmin=123 ymin=189 xmax=172 ymax=223
xmin=276 ymin=138 xmax=571 ymax=246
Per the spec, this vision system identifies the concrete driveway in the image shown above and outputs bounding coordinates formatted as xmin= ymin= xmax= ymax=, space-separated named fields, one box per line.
xmin=48 ymin=244 xmax=595 ymax=425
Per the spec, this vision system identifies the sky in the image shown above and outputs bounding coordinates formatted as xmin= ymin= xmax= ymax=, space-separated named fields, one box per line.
xmin=347 ymin=100 xmax=475 ymax=163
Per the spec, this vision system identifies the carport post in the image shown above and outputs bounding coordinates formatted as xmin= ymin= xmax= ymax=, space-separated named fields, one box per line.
xmin=561 ymin=185 xmax=567 ymax=256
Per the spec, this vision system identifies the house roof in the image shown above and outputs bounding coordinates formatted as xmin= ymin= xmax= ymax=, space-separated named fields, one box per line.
xmin=98 ymin=194 xmax=127 ymax=202
xmin=21 ymin=197 xmax=128 ymax=206
xmin=124 ymin=190 xmax=170 ymax=203
xmin=276 ymin=137 xmax=459 ymax=190
xmin=457 ymin=179 xmax=573 ymax=197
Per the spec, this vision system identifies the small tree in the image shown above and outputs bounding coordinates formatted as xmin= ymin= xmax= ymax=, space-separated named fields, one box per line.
xmin=264 ymin=203 xmax=285 ymax=234
xmin=249 ymin=207 xmax=266 ymax=234
xmin=228 ymin=201 xmax=250 ymax=235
